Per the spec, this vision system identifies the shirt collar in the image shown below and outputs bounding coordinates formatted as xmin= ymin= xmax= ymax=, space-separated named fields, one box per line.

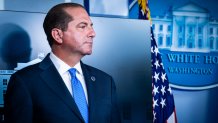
xmin=49 ymin=52 xmax=83 ymax=76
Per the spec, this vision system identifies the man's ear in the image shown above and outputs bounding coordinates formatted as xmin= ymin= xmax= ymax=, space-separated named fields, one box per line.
xmin=51 ymin=28 xmax=63 ymax=44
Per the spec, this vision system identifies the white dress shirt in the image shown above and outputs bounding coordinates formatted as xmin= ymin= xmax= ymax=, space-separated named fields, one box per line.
xmin=49 ymin=52 xmax=88 ymax=104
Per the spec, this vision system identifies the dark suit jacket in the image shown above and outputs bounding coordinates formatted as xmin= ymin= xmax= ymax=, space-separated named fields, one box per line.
xmin=4 ymin=54 xmax=121 ymax=123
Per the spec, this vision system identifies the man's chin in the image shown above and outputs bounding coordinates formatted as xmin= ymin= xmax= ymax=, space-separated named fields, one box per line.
xmin=84 ymin=51 xmax=92 ymax=55
xmin=86 ymin=53 xmax=92 ymax=55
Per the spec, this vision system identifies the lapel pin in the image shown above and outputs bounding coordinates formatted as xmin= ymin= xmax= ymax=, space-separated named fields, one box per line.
xmin=91 ymin=76 xmax=95 ymax=81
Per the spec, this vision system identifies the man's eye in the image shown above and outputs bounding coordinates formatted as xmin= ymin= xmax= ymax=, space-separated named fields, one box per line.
xmin=79 ymin=25 xmax=86 ymax=29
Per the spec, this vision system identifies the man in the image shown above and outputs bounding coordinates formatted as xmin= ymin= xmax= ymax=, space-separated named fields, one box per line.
xmin=4 ymin=3 xmax=121 ymax=123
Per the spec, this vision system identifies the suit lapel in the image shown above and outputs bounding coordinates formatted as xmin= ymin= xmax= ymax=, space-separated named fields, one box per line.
xmin=81 ymin=62 xmax=98 ymax=123
xmin=39 ymin=55 xmax=84 ymax=122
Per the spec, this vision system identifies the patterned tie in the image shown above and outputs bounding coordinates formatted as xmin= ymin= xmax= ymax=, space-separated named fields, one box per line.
xmin=69 ymin=68 xmax=88 ymax=123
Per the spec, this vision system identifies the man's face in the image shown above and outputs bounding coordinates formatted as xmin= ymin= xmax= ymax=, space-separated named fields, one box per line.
xmin=61 ymin=7 xmax=96 ymax=56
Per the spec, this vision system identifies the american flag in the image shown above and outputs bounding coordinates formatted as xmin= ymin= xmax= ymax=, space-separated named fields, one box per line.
xmin=138 ymin=0 xmax=178 ymax=123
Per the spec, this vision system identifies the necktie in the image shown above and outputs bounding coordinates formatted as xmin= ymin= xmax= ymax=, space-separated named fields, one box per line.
xmin=69 ymin=68 xmax=88 ymax=123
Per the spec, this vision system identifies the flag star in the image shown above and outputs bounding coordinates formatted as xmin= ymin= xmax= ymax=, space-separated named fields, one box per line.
xmin=153 ymin=98 xmax=159 ymax=108
xmin=160 ymin=62 xmax=164 ymax=69
xmin=160 ymin=98 xmax=166 ymax=108
xmin=151 ymin=34 xmax=155 ymax=40
xmin=151 ymin=46 xmax=154 ymax=53
xmin=153 ymin=72 xmax=160 ymax=82
xmin=153 ymin=85 xmax=159 ymax=96
xmin=154 ymin=59 xmax=160 ymax=69
xmin=154 ymin=46 xmax=160 ymax=56
xmin=168 ymin=86 xmax=172 ymax=94
xmin=161 ymin=85 xmax=166 ymax=95
xmin=161 ymin=72 xmax=167 ymax=83
xmin=153 ymin=111 xmax=156 ymax=122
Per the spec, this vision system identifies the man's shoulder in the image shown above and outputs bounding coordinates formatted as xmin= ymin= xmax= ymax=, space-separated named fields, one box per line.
xmin=13 ymin=54 xmax=52 ymax=76
xmin=13 ymin=62 xmax=41 ymax=76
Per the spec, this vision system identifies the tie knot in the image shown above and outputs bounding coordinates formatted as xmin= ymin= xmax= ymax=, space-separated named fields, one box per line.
xmin=69 ymin=68 xmax=77 ymax=77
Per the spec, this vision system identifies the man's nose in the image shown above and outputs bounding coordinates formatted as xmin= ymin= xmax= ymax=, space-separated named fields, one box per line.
xmin=88 ymin=26 xmax=96 ymax=38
